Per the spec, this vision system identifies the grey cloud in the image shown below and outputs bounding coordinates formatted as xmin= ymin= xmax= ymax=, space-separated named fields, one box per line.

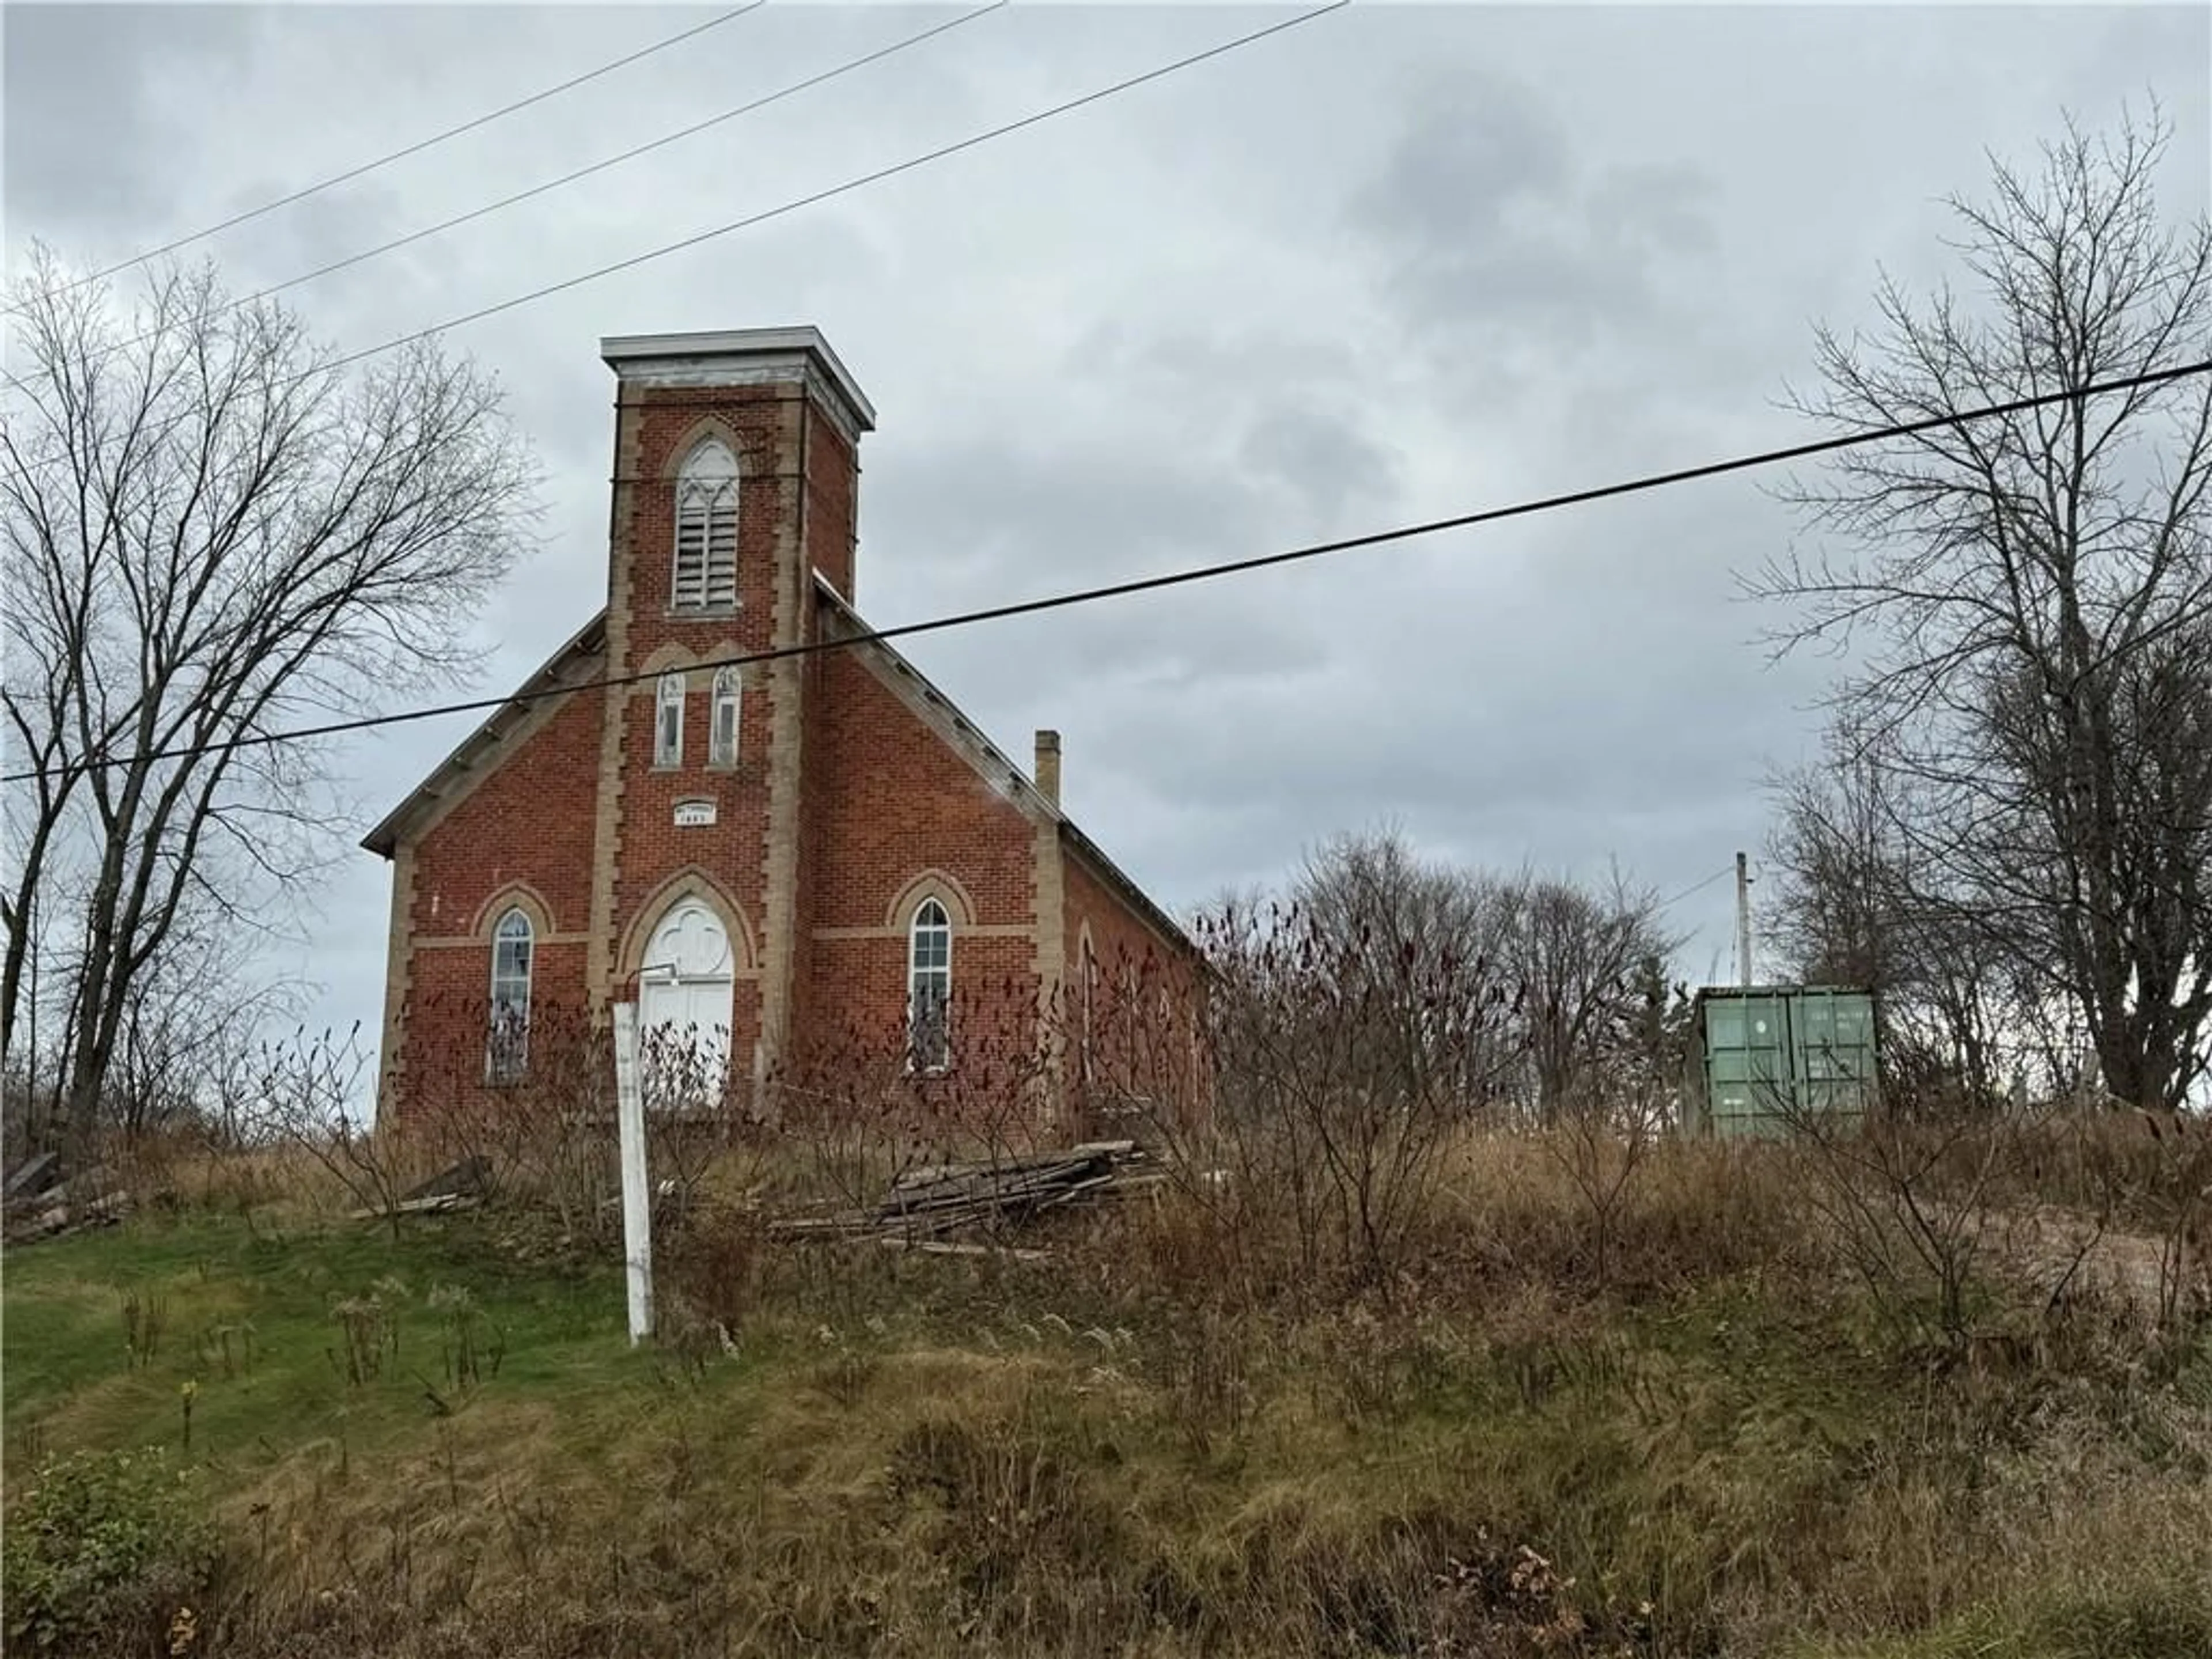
xmin=1350 ymin=71 xmax=1573 ymax=246
xmin=1238 ymin=406 xmax=1399 ymax=528
xmin=5 ymin=6 xmax=262 ymax=238
xmin=1074 ymin=321 xmax=1366 ymax=399
xmin=866 ymin=435 xmax=1330 ymax=693
xmin=1347 ymin=66 xmax=1722 ymax=376
xmin=9 ymin=2 xmax=2205 ymax=1050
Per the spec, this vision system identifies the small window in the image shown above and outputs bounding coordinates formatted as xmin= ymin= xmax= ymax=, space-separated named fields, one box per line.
xmin=1080 ymin=939 xmax=1098 ymax=1083
xmin=672 ymin=440 xmax=739 ymax=611
xmin=487 ymin=908 xmax=533 ymax=1082
xmin=655 ymin=672 xmax=685 ymax=767
xmin=908 ymin=898 xmax=952 ymax=1072
xmin=709 ymin=666 xmax=741 ymax=767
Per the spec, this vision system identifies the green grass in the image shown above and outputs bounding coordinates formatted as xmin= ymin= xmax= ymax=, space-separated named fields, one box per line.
xmin=1786 ymin=1583 xmax=2212 ymax=1659
xmin=5 ymin=1183 xmax=2209 ymax=1657
xmin=3 ymin=1210 xmax=637 ymax=1480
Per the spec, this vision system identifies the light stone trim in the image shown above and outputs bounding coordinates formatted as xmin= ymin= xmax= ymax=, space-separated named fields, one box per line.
xmin=585 ymin=399 xmax=643 ymax=1014
xmin=755 ymin=399 xmax=809 ymax=1096
xmin=883 ymin=868 xmax=979 ymax=931
xmin=812 ymin=923 xmax=1031 ymax=942
xmin=632 ymin=640 xmax=749 ymax=687
xmin=467 ymin=880 xmax=558 ymax=940
xmin=415 ymin=930 xmax=593 ymax=950
xmin=615 ymin=865 xmax=761 ymax=978
xmin=607 ymin=363 xmax=867 ymax=451
xmin=1031 ymin=816 xmax=1068 ymax=1105
xmin=374 ymin=844 xmax=418 ymax=1126
xmin=601 ymin=327 xmax=877 ymax=446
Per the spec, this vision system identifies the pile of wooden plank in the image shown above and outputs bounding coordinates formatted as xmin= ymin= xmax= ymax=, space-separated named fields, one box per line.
xmin=347 ymin=1155 xmax=493 ymax=1222
xmin=771 ymin=1141 xmax=1163 ymax=1247
xmin=3 ymin=1154 xmax=132 ymax=1243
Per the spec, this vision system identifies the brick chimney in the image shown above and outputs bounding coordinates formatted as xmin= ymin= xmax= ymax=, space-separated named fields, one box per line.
xmin=1034 ymin=729 xmax=1062 ymax=808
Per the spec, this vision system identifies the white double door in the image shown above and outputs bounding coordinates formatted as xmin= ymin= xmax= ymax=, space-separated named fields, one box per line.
xmin=637 ymin=898 xmax=735 ymax=1109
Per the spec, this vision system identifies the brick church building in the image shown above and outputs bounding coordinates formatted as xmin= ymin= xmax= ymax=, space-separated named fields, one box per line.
xmin=365 ymin=328 xmax=1195 ymax=1121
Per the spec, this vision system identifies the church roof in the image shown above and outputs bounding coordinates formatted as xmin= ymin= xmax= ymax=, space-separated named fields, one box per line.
xmin=361 ymin=582 xmax=1193 ymax=960
xmin=361 ymin=610 xmax=609 ymax=858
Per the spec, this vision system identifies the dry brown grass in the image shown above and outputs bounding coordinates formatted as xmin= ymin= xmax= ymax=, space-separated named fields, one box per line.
xmin=16 ymin=1107 xmax=2211 ymax=1658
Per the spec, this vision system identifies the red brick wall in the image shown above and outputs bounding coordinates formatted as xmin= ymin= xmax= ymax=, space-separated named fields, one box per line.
xmin=1064 ymin=854 xmax=1184 ymax=994
xmin=395 ymin=687 xmax=601 ymax=1116
xmin=608 ymin=673 xmax=770 ymax=974
xmin=804 ymin=404 xmax=858 ymax=603
xmin=387 ymin=368 xmax=1187 ymax=1134
xmin=609 ymin=384 xmax=792 ymax=984
xmin=1064 ymin=851 xmax=1203 ymax=1122
xmin=794 ymin=646 xmax=1040 ymax=1078
xmin=606 ymin=386 xmax=864 ymax=1078
xmin=804 ymin=650 xmax=1036 ymax=932
xmin=619 ymin=385 xmax=799 ymax=656
xmin=408 ymin=692 xmax=600 ymax=940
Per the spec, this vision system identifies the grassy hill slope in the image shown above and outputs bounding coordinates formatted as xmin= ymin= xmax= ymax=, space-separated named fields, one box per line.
xmin=5 ymin=1132 xmax=2209 ymax=1658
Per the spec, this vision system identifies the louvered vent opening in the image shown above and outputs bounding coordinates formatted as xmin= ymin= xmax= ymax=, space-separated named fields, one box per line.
xmin=703 ymin=491 xmax=737 ymax=608
xmin=673 ymin=479 xmax=737 ymax=610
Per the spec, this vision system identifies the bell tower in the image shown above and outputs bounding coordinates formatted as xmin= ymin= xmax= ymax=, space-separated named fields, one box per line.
xmin=585 ymin=329 xmax=874 ymax=1084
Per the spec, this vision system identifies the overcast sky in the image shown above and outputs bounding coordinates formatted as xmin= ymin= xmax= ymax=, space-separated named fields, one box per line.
xmin=7 ymin=1 xmax=2209 ymax=1046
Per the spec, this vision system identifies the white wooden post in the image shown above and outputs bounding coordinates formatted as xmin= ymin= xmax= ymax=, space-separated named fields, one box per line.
xmin=611 ymin=1001 xmax=654 ymax=1344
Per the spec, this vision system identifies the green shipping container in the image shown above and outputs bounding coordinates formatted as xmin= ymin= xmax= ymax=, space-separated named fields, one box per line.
xmin=1681 ymin=986 xmax=1879 ymax=1139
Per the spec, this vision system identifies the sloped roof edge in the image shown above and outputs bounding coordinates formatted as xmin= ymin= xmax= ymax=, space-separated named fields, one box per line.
xmin=361 ymin=609 xmax=609 ymax=858
xmin=809 ymin=572 xmax=1192 ymax=956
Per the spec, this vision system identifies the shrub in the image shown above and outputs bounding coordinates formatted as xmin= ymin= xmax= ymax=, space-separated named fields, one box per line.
xmin=2 ymin=1446 xmax=219 ymax=1654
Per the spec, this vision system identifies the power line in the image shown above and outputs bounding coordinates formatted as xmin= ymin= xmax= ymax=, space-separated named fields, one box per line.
xmin=1660 ymin=867 xmax=1736 ymax=909
xmin=4 ymin=4 xmax=769 ymax=309
xmin=11 ymin=356 xmax=2207 ymax=789
xmin=3 ymin=3 xmax=1347 ymax=395
xmin=313 ymin=2 xmax=1351 ymax=379
xmin=90 ymin=3 xmax=1011 ymax=358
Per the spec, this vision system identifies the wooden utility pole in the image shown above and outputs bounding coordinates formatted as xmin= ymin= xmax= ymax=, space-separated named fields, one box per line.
xmin=1735 ymin=851 xmax=1754 ymax=988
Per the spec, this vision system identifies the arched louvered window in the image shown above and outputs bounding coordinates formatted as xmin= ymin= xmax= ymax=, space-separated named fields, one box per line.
xmin=709 ymin=665 xmax=742 ymax=767
xmin=487 ymin=908 xmax=533 ymax=1082
xmin=672 ymin=440 xmax=739 ymax=611
xmin=908 ymin=899 xmax=952 ymax=1072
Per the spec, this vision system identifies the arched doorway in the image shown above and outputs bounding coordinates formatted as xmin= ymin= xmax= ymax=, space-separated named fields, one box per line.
xmin=638 ymin=897 xmax=735 ymax=1110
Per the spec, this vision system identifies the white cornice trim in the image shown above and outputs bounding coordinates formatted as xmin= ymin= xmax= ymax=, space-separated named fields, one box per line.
xmin=601 ymin=328 xmax=876 ymax=445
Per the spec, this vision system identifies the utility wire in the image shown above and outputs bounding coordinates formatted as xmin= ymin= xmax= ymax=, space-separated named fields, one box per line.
xmin=312 ymin=2 xmax=1350 ymax=379
xmin=1659 ymin=868 xmax=1736 ymax=910
xmin=10 ymin=355 xmax=2207 ymax=789
xmin=2 ymin=3 xmax=1345 ymax=394
xmin=5 ymin=3 xmax=768 ymax=308
xmin=88 ymin=2 xmax=1010 ymax=359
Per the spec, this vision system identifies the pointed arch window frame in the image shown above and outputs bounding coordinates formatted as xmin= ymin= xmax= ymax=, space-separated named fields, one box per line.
xmin=709 ymin=665 xmax=742 ymax=768
xmin=907 ymin=897 xmax=953 ymax=1074
xmin=487 ymin=907 xmax=534 ymax=1083
xmin=654 ymin=672 xmax=685 ymax=768
xmin=672 ymin=438 xmax=740 ymax=613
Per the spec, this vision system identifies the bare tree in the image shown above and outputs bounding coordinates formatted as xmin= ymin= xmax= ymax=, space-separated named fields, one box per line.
xmin=1293 ymin=828 xmax=1524 ymax=1113
xmin=1544 ymin=950 xmax=1687 ymax=1289
xmin=1188 ymin=892 xmax=1516 ymax=1296
xmin=1289 ymin=830 xmax=1676 ymax=1123
xmin=104 ymin=901 xmax=301 ymax=1139
xmin=247 ymin=1024 xmax=421 ymax=1239
xmin=1765 ymin=727 xmax=2018 ymax=1108
xmin=1504 ymin=869 xmax=1676 ymax=1123
xmin=2 ymin=244 xmax=536 ymax=1149
xmin=1749 ymin=109 xmax=2212 ymax=1110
